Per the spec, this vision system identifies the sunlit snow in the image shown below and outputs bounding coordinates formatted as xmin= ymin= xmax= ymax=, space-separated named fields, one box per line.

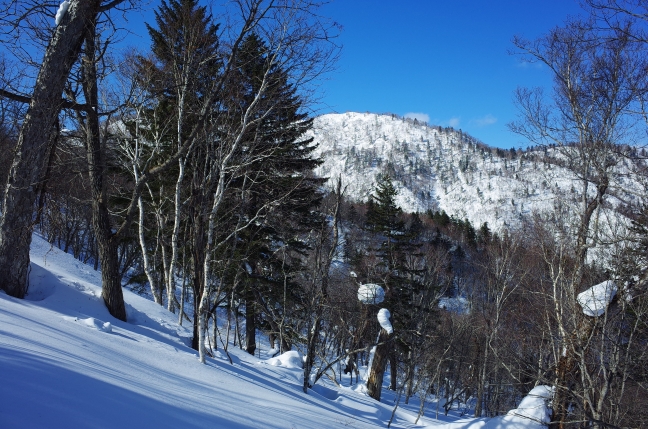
xmin=0 ymin=234 xmax=552 ymax=428
xmin=357 ymin=283 xmax=385 ymax=304
xmin=577 ymin=280 xmax=617 ymax=317
xmin=55 ymin=0 xmax=70 ymax=25
xmin=377 ymin=308 xmax=393 ymax=334
xmin=265 ymin=350 xmax=303 ymax=369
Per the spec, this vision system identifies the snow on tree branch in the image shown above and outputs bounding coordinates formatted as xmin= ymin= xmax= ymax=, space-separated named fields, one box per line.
xmin=377 ymin=308 xmax=393 ymax=334
xmin=357 ymin=283 xmax=384 ymax=305
xmin=55 ymin=1 xmax=70 ymax=25
xmin=577 ymin=280 xmax=617 ymax=317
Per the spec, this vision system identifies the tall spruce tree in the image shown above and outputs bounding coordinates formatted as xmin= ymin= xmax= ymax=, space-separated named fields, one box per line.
xmin=364 ymin=174 xmax=425 ymax=400
xmin=365 ymin=173 xmax=405 ymax=273
xmin=225 ymin=34 xmax=324 ymax=355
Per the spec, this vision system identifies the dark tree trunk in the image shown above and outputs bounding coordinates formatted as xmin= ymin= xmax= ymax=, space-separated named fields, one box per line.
xmin=389 ymin=350 xmax=397 ymax=391
xmin=96 ymin=229 xmax=126 ymax=320
xmin=0 ymin=0 xmax=100 ymax=298
xmin=302 ymin=316 xmax=321 ymax=393
xmin=81 ymin=17 xmax=126 ymax=321
xmin=35 ymin=120 xmax=60 ymax=226
xmin=190 ymin=207 xmax=204 ymax=351
xmin=192 ymin=309 xmax=199 ymax=351
xmin=405 ymin=351 xmax=414 ymax=404
xmin=366 ymin=329 xmax=391 ymax=401
xmin=269 ymin=333 xmax=276 ymax=350
xmin=245 ymin=285 xmax=256 ymax=355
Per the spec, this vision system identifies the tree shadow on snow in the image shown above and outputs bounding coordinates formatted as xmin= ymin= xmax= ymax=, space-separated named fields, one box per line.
xmin=0 ymin=348 xmax=252 ymax=429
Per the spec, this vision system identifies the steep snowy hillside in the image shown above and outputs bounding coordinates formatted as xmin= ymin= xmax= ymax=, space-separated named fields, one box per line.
xmin=308 ymin=112 xmax=641 ymax=232
xmin=0 ymin=234 xmax=553 ymax=429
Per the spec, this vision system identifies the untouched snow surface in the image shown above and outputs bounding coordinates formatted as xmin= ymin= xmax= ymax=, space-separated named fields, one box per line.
xmin=265 ymin=350 xmax=304 ymax=369
xmin=1 ymin=235 xmax=551 ymax=428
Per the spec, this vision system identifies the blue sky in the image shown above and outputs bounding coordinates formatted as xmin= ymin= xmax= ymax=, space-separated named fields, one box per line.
xmin=313 ymin=0 xmax=586 ymax=149
xmin=119 ymin=1 xmax=587 ymax=149
xmin=0 ymin=1 xmax=588 ymax=149
xmin=27 ymin=0 xmax=586 ymax=151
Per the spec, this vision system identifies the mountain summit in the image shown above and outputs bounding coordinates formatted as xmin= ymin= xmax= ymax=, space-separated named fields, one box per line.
xmin=309 ymin=112 xmax=639 ymax=232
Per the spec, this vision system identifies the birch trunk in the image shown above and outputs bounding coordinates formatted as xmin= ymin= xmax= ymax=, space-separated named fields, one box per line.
xmin=196 ymin=74 xmax=270 ymax=363
xmin=166 ymin=156 xmax=186 ymax=313
xmin=138 ymin=196 xmax=163 ymax=304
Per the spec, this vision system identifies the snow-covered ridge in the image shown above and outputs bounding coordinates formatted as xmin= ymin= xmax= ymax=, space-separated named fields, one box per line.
xmin=308 ymin=112 xmax=641 ymax=232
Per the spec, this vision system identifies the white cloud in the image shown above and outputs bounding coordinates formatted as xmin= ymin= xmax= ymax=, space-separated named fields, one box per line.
xmin=404 ymin=112 xmax=430 ymax=123
xmin=473 ymin=114 xmax=497 ymax=127
xmin=448 ymin=117 xmax=461 ymax=128
xmin=516 ymin=59 xmax=542 ymax=69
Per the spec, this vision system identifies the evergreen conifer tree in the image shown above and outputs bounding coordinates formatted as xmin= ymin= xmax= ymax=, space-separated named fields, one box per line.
xmin=364 ymin=174 xmax=425 ymax=400
xmin=223 ymin=33 xmax=324 ymax=354
xmin=135 ymin=0 xmax=221 ymax=159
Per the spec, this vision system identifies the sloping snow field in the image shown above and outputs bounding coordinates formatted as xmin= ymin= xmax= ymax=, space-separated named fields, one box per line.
xmin=0 ymin=235 xmax=551 ymax=428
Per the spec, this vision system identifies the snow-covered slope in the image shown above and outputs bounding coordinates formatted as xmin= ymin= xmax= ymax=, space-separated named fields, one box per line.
xmin=0 ymin=234 xmax=552 ymax=429
xmin=1 ymin=236 xmax=382 ymax=429
xmin=309 ymin=112 xmax=641 ymax=231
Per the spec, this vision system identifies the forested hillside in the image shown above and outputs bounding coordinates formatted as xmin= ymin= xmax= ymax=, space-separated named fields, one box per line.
xmin=310 ymin=112 xmax=644 ymax=234
xmin=0 ymin=0 xmax=647 ymax=428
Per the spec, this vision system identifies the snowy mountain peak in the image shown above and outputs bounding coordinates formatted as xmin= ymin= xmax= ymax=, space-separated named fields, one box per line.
xmin=308 ymin=112 xmax=639 ymax=232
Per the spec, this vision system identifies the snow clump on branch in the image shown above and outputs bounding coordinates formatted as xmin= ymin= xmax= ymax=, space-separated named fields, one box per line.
xmin=55 ymin=1 xmax=70 ymax=26
xmin=506 ymin=385 xmax=553 ymax=424
xmin=377 ymin=308 xmax=393 ymax=334
xmin=357 ymin=283 xmax=385 ymax=304
xmin=577 ymin=280 xmax=617 ymax=317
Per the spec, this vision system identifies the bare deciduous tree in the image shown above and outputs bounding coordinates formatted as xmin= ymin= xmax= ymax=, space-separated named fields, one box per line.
xmin=0 ymin=0 xmax=128 ymax=299
xmin=511 ymin=16 xmax=648 ymax=427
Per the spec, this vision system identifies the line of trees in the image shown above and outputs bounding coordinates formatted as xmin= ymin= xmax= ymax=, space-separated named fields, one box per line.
xmin=510 ymin=1 xmax=648 ymax=426
xmin=0 ymin=0 xmax=339 ymax=362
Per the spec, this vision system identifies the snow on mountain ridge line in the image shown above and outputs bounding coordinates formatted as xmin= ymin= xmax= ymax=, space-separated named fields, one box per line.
xmin=307 ymin=112 xmax=641 ymax=233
